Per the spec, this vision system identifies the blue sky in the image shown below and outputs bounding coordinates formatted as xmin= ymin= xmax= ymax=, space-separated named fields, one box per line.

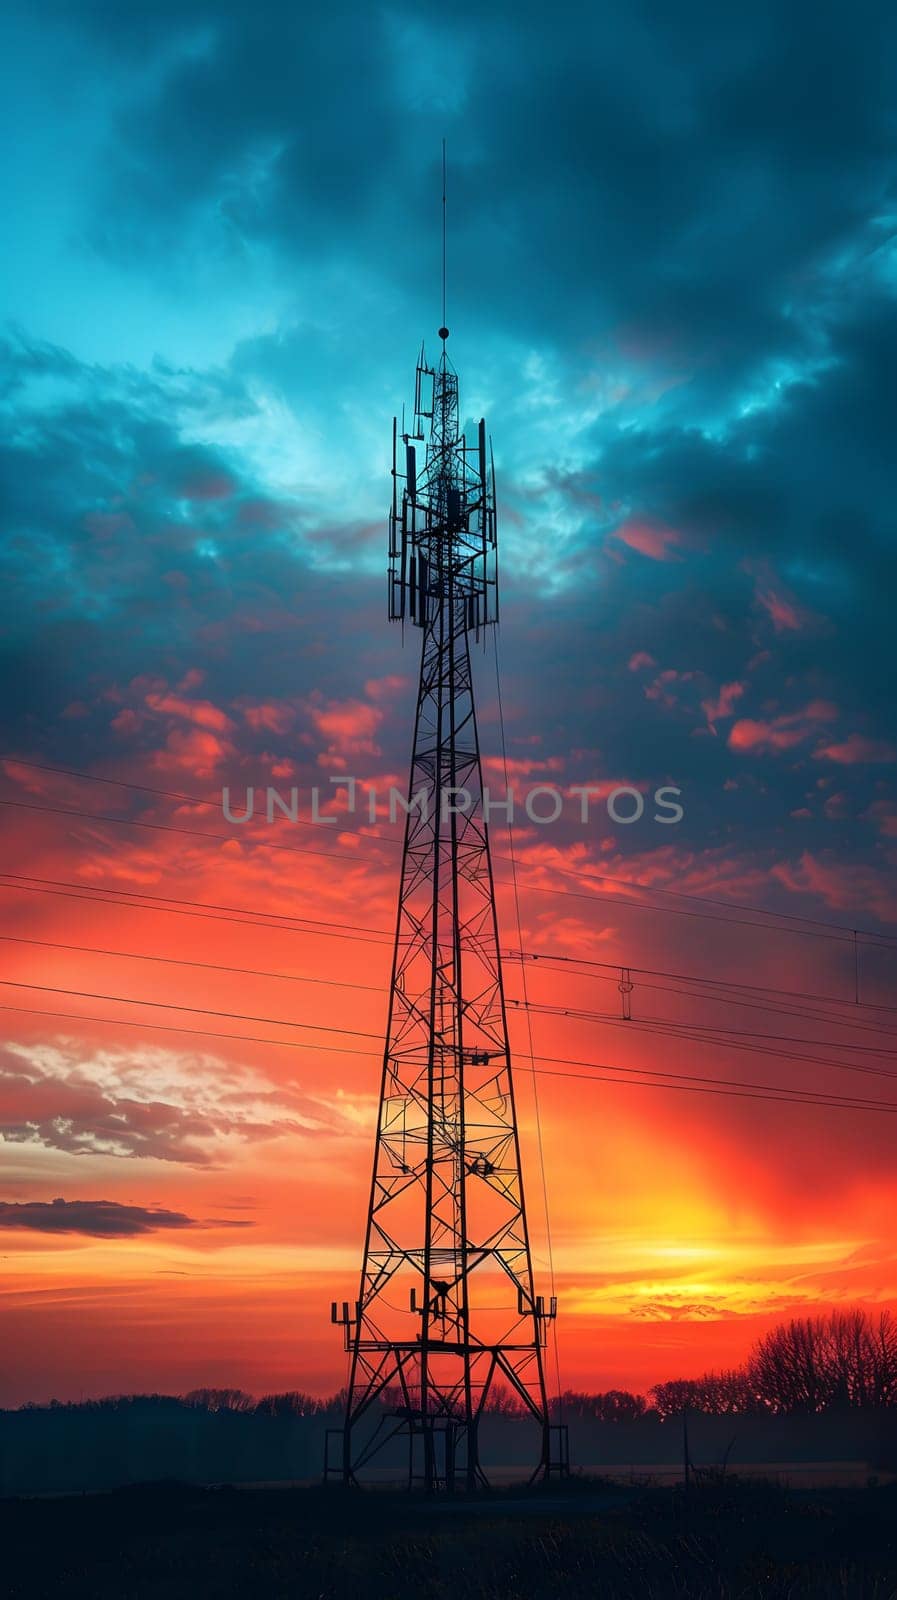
xmin=2 ymin=0 xmax=897 ymax=925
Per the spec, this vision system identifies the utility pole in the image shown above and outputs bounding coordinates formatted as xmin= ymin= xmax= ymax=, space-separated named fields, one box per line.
xmin=328 ymin=322 xmax=564 ymax=1491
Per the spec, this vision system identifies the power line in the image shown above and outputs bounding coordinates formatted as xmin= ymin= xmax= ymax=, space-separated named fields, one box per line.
xmin=2 ymin=974 xmax=895 ymax=1111
xmin=532 ymin=1046 xmax=895 ymax=1109
xmin=635 ymin=1022 xmax=897 ymax=1084
xmin=516 ymin=949 xmax=897 ymax=1018
xmin=519 ymin=876 xmax=891 ymax=946
xmin=5 ymin=789 xmax=893 ymax=951
xmin=4 ymin=929 xmax=894 ymax=1094
xmin=3 ymin=881 xmax=895 ymax=1040
xmin=0 ymin=872 xmax=398 ymax=947
xmin=0 ymin=797 xmax=386 ymax=874
xmin=0 ymin=978 xmax=383 ymax=1043
xmin=523 ymin=1006 xmax=897 ymax=1086
xmin=529 ymin=1063 xmax=897 ymax=1113
xmin=6 ymin=759 xmax=896 ymax=946
xmin=530 ymin=967 xmax=897 ymax=1041
xmin=0 ymin=760 xmax=405 ymax=848
xmin=523 ymin=993 xmax=897 ymax=1048
xmin=3 ymin=995 xmax=896 ymax=1117
xmin=519 ymin=860 xmax=893 ymax=941
xmin=519 ymin=997 xmax=897 ymax=1060
xmin=0 ymin=932 xmax=386 ymax=995
xmin=0 ymin=1002 xmax=378 ymax=1062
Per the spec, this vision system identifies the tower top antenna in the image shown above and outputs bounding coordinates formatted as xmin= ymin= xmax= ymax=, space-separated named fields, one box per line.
xmin=434 ymin=140 xmax=444 ymax=347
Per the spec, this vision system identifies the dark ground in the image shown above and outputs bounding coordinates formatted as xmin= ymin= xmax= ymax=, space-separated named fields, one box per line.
xmin=4 ymin=1477 xmax=897 ymax=1599
xmin=5 ymin=1403 xmax=895 ymax=1497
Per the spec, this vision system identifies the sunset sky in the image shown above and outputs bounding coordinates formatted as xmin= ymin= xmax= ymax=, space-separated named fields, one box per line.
xmin=2 ymin=1 xmax=897 ymax=1409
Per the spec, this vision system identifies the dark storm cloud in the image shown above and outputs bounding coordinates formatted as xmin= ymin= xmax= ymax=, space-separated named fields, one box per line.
xmin=1 ymin=0 xmax=895 ymax=926
xmin=0 ymin=1197 xmax=197 ymax=1236
xmin=57 ymin=2 xmax=897 ymax=402
xmin=0 ymin=334 xmax=386 ymax=751
xmin=485 ymin=273 xmax=897 ymax=870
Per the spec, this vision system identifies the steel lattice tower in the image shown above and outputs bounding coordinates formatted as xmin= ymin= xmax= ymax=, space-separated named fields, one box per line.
xmin=329 ymin=330 xmax=564 ymax=1492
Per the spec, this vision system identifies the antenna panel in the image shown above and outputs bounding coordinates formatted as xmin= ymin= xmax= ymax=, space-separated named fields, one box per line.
xmin=388 ymin=355 xmax=498 ymax=635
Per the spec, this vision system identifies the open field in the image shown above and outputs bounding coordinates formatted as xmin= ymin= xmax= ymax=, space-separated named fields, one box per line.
xmin=5 ymin=1402 xmax=896 ymax=1497
xmin=4 ymin=1477 xmax=897 ymax=1599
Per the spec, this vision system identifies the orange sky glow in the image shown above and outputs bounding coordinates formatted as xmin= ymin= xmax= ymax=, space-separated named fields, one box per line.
xmin=3 ymin=710 xmax=896 ymax=1410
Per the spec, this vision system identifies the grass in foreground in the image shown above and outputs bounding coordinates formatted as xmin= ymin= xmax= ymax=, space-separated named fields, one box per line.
xmin=4 ymin=1475 xmax=897 ymax=1598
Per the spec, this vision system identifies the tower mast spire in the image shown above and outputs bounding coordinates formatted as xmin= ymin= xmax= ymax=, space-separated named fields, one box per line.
xmin=441 ymin=140 xmax=447 ymax=347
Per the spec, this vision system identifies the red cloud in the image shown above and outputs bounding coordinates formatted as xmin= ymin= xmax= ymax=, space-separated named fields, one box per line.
xmin=242 ymin=702 xmax=296 ymax=735
xmin=728 ymin=718 xmax=805 ymax=752
xmin=146 ymin=692 xmax=235 ymax=734
xmin=746 ymin=561 xmax=821 ymax=635
xmin=644 ymin=667 xmax=695 ymax=709
xmin=755 ymin=586 xmax=802 ymax=632
xmin=614 ymin=519 xmax=683 ymax=561
xmin=702 ymin=681 xmax=745 ymax=729
xmin=813 ymin=734 xmax=897 ymax=765
xmin=306 ymin=696 xmax=384 ymax=769
xmin=151 ymin=727 xmax=234 ymax=777
xmin=865 ymin=801 xmax=897 ymax=838
xmin=728 ymin=700 xmax=837 ymax=754
xmin=481 ymin=754 xmax=565 ymax=779
xmin=312 ymin=702 xmax=381 ymax=744
xmin=111 ymin=708 xmax=143 ymax=737
xmin=627 ymin=651 xmax=656 ymax=672
xmin=771 ymin=849 xmax=897 ymax=922
xmin=364 ymin=676 xmax=409 ymax=700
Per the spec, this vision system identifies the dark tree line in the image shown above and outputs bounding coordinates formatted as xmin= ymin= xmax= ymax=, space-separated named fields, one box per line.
xmin=186 ymin=1388 xmax=344 ymax=1417
xmin=16 ymin=1390 xmax=345 ymax=1419
xmin=650 ymin=1311 xmax=897 ymax=1418
xmin=9 ymin=1310 xmax=897 ymax=1422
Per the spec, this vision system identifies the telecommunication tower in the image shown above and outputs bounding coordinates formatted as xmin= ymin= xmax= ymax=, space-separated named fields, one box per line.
xmin=328 ymin=296 xmax=565 ymax=1493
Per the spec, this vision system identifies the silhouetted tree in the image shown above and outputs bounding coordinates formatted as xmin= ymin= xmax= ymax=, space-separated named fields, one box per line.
xmin=650 ymin=1370 xmax=760 ymax=1418
xmin=750 ymin=1311 xmax=897 ymax=1414
xmin=552 ymin=1389 xmax=647 ymax=1422
xmin=254 ymin=1392 xmax=328 ymax=1417
xmin=482 ymin=1385 xmax=526 ymax=1416
xmin=185 ymin=1388 xmax=255 ymax=1413
xmin=868 ymin=1310 xmax=897 ymax=1407
xmin=649 ymin=1379 xmax=698 ymax=1419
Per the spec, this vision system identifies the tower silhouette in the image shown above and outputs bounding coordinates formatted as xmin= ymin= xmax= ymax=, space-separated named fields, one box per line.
xmin=330 ymin=331 xmax=565 ymax=1491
